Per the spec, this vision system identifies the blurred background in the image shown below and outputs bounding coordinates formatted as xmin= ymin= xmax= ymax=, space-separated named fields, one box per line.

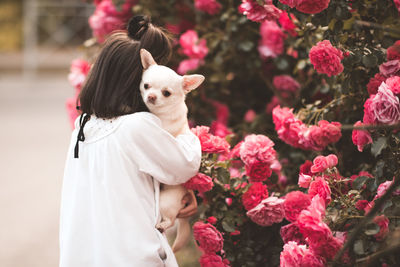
xmin=0 ymin=1 xmax=199 ymax=266
xmin=0 ymin=0 xmax=93 ymax=266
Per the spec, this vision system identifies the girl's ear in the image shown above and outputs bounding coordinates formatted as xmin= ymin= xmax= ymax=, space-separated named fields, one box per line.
xmin=182 ymin=74 xmax=205 ymax=94
xmin=140 ymin=49 xmax=157 ymax=69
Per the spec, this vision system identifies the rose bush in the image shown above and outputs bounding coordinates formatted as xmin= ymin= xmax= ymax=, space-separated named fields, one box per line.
xmin=68 ymin=0 xmax=400 ymax=266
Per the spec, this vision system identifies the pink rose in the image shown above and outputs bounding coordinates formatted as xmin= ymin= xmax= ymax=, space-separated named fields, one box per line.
xmin=245 ymin=161 xmax=272 ymax=183
xmin=207 ymin=216 xmax=217 ymax=224
xmin=177 ymin=58 xmax=202 ymax=75
xmin=367 ymin=73 xmax=387 ymax=95
xmin=297 ymin=211 xmax=332 ymax=245
xmin=88 ymin=0 xmax=134 ymax=43
xmin=241 ymin=182 xmax=269 ymax=211
xmin=68 ymin=59 xmax=91 ymax=91
xmin=180 ymin=30 xmax=209 ymax=59
xmin=280 ymin=223 xmax=306 ymax=244
xmin=295 ymin=0 xmax=330 ymax=14
xmin=310 ymin=155 xmax=329 ymax=173
xmin=301 ymin=250 xmax=326 ymax=266
xmin=212 ymin=101 xmax=230 ymax=125
xmin=379 ymin=60 xmax=400 ymax=77
xmin=355 ymin=199 xmax=369 ymax=211
xmin=183 ymin=173 xmax=214 ymax=193
xmin=278 ymin=11 xmax=297 ymax=36
xmin=246 ymin=196 xmax=285 ymax=226
xmin=308 ymin=176 xmax=332 ymax=205
xmin=375 ymin=179 xmax=400 ymax=199
xmin=309 ymin=40 xmax=344 ymax=77
xmin=363 ymin=97 xmax=376 ymax=125
xmin=194 ymin=0 xmax=222 ymax=15
xmin=210 ymin=121 xmax=232 ymax=138
xmin=309 ymin=236 xmax=343 ymax=260
xmin=298 ymin=174 xmax=312 ymax=188
xmin=273 ymin=75 xmax=301 ymax=93
xmin=387 ymin=40 xmax=400 ymax=61
xmin=395 ymin=0 xmax=400 ymax=15
xmin=193 ymin=222 xmax=224 ymax=253
xmin=280 ymin=241 xmax=308 ymax=267
xmin=266 ymin=96 xmax=281 ymax=114
xmin=278 ymin=0 xmax=296 ymax=8
xmin=284 ymin=191 xmax=311 ymax=222
xmin=352 ymin=121 xmax=373 ymax=152
xmin=300 ymin=160 xmax=313 ymax=176
xmin=65 ymin=96 xmax=79 ymax=129
xmin=199 ymin=253 xmax=230 ymax=267
xmin=244 ymin=109 xmax=257 ymax=122
xmin=326 ymin=154 xmax=338 ymax=168
xmin=368 ymin=82 xmax=400 ymax=124
xmin=373 ymin=215 xmax=389 ymax=241
xmin=239 ymin=0 xmax=281 ymax=22
xmin=240 ymin=134 xmax=276 ymax=166
xmin=386 ymin=76 xmax=400 ymax=95
xmin=191 ymin=126 xmax=231 ymax=154
xmin=258 ymin=21 xmax=285 ymax=58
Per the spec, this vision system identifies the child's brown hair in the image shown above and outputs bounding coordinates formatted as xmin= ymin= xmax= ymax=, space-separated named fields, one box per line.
xmin=78 ymin=15 xmax=173 ymax=118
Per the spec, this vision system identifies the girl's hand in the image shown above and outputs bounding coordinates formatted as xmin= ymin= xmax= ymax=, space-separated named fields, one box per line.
xmin=177 ymin=190 xmax=197 ymax=218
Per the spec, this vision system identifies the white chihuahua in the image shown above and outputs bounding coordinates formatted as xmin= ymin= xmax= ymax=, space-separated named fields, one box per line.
xmin=139 ymin=49 xmax=204 ymax=252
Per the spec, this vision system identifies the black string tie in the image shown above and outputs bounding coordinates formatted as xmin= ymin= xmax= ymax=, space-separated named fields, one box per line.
xmin=74 ymin=113 xmax=90 ymax=158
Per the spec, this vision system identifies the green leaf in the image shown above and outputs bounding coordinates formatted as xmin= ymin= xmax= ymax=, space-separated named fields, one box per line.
xmin=366 ymin=178 xmax=378 ymax=192
xmin=354 ymin=239 xmax=365 ymax=255
xmin=371 ymin=137 xmax=387 ymax=157
xmin=362 ymin=54 xmax=378 ymax=68
xmin=217 ymin=168 xmax=230 ymax=184
xmin=238 ymin=41 xmax=254 ymax=52
xmin=364 ymin=222 xmax=380 ymax=235
xmin=352 ymin=176 xmax=369 ymax=190
xmin=222 ymin=220 xmax=236 ymax=232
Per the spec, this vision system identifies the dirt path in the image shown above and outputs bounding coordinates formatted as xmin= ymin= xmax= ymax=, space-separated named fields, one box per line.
xmin=0 ymin=72 xmax=72 ymax=267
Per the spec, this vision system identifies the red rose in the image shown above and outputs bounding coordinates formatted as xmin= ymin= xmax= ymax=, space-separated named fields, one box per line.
xmin=239 ymin=0 xmax=281 ymax=22
xmin=183 ymin=173 xmax=214 ymax=193
xmin=295 ymin=0 xmax=330 ymax=14
xmin=280 ymin=223 xmax=306 ymax=244
xmin=387 ymin=40 xmax=400 ymax=61
xmin=352 ymin=121 xmax=373 ymax=152
xmin=284 ymin=191 xmax=311 ymax=222
xmin=241 ymin=182 xmax=269 ymax=210
xmin=246 ymin=196 xmax=285 ymax=226
xmin=310 ymin=156 xmax=329 ymax=173
xmin=194 ymin=0 xmax=222 ymax=15
xmin=308 ymin=176 xmax=332 ymax=205
xmin=373 ymin=215 xmax=389 ymax=241
xmin=191 ymin=126 xmax=231 ymax=154
xmin=273 ymin=75 xmax=301 ymax=93
xmin=245 ymin=161 xmax=272 ymax=183
xmin=193 ymin=222 xmax=224 ymax=253
xmin=199 ymin=253 xmax=230 ymax=267
xmin=207 ymin=216 xmax=217 ymax=224
xmin=309 ymin=40 xmax=344 ymax=77
xmin=367 ymin=73 xmax=386 ymax=95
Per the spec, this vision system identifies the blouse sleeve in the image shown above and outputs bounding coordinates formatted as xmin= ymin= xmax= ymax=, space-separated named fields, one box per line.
xmin=121 ymin=112 xmax=202 ymax=185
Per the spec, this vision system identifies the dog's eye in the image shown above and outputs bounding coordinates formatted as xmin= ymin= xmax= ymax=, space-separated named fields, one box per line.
xmin=162 ymin=90 xmax=171 ymax=97
xmin=144 ymin=83 xmax=150 ymax=90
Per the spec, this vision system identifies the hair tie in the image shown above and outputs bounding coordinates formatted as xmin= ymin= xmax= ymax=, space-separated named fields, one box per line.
xmin=74 ymin=113 xmax=90 ymax=158
xmin=127 ymin=15 xmax=150 ymax=40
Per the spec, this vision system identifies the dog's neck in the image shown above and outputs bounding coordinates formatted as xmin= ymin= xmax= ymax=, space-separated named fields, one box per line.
xmin=152 ymin=101 xmax=189 ymax=137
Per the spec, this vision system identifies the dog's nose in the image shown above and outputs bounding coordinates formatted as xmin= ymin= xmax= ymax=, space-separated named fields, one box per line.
xmin=147 ymin=94 xmax=157 ymax=104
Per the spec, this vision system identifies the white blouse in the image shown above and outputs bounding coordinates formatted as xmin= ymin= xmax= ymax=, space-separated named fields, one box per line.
xmin=59 ymin=112 xmax=201 ymax=267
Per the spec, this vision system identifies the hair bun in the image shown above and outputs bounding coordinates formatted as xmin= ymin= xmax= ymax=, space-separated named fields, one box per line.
xmin=127 ymin=15 xmax=150 ymax=40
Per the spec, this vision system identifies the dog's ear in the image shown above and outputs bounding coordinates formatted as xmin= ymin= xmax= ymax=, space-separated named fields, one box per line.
xmin=182 ymin=74 xmax=205 ymax=94
xmin=140 ymin=49 xmax=156 ymax=69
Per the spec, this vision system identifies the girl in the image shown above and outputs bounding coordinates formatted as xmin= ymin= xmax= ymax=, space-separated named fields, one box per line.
xmin=59 ymin=16 xmax=201 ymax=267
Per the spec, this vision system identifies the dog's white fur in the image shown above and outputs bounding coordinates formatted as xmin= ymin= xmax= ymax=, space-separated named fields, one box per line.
xmin=139 ymin=49 xmax=204 ymax=253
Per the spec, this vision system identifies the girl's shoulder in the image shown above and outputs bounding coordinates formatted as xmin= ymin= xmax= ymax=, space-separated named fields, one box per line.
xmin=122 ymin=111 xmax=161 ymax=129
